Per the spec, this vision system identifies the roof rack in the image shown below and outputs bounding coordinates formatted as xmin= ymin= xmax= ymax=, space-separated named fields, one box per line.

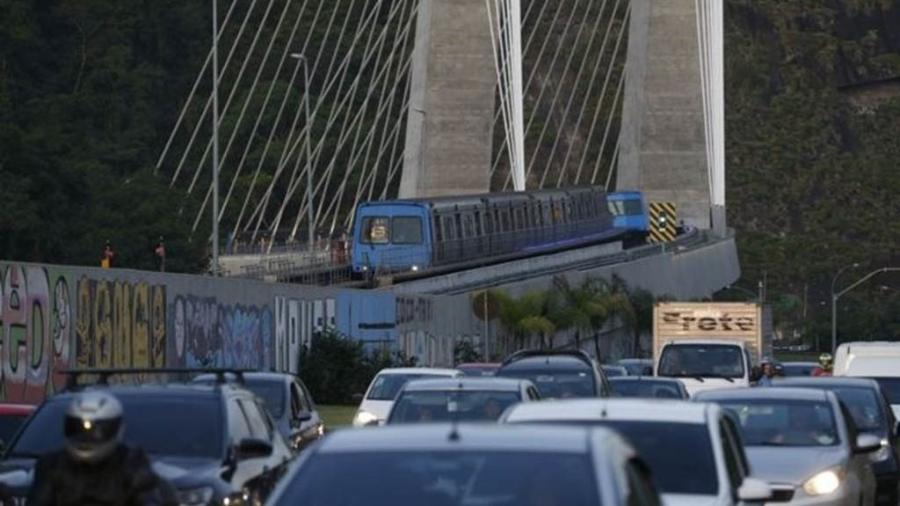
xmin=500 ymin=349 xmax=595 ymax=368
xmin=62 ymin=368 xmax=255 ymax=391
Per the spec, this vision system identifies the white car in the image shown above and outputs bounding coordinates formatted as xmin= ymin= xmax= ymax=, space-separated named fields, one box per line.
xmin=352 ymin=367 xmax=461 ymax=427
xmin=695 ymin=387 xmax=879 ymax=506
xmin=500 ymin=398 xmax=772 ymax=506
xmin=834 ymin=342 xmax=900 ymax=419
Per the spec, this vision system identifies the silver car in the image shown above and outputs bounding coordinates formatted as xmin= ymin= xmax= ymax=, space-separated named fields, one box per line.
xmin=265 ymin=424 xmax=662 ymax=505
xmin=695 ymin=387 xmax=880 ymax=505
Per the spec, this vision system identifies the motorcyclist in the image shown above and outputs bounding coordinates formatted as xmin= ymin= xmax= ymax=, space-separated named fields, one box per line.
xmin=812 ymin=353 xmax=833 ymax=377
xmin=28 ymin=391 xmax=177 ymax=506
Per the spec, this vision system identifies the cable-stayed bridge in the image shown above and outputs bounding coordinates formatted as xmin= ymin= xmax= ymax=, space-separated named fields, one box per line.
xmin=155 ymin=0 xmax=736 ymax=298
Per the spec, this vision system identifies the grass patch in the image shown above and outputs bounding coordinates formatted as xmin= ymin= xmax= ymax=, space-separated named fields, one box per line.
xmin=319 ymin=405 xmax=357 ymax=429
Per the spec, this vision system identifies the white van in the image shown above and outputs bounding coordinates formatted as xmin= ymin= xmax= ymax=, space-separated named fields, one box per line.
xmin=834 ymin=341 xmax=900 ymax=418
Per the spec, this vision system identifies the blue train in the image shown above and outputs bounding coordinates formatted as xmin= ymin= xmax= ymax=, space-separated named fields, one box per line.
xmin=350 ymin=187 xmax=650 ymax=275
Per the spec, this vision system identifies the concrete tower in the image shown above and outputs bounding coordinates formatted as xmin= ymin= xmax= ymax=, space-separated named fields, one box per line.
xmin=399 ymin=0 xmax=497 ymax=198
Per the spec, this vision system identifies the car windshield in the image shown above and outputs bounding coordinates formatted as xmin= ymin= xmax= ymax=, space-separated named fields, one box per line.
xmin=598 ymin=421 xmax=718 ymax=495
xmin=0 ymin=415 xmax=29 ymax=444
xmin=609 ymin=380 xmax=685 ymax=399
xmin=718 ymin=399 xmax=839 ymax=447
xmin=272 ymin=451 xmax=600 ymax=506
xmin=245 ymin=379 xmax=286 ymax=418
xmin=389 ymin=391 xmax=521 ymax=423
xmin=10 ymin=396 xmax=224 ymax=459
xmin=873 ymin=378 xmax=900 ymax=405
xmin=658 ymin=344 xmax=744 ymax=378
xmin=497 ymin=370 xmax=595 ymax=398
xmin=367 ymin=374 xmax=434 ymax=401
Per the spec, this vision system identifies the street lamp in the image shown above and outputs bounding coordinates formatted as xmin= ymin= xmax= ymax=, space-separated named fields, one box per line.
xmin=290 ymin=53 xmax=315 ymax=250
xmin=211 ymin=0 xmax=221 ymax=275
xmin=832 ymin=266 xmax=900 ymax=352
xmin=830 ymin=263 xmax=859 ymax=352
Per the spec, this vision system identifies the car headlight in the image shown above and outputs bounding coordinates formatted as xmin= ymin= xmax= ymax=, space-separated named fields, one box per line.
xmin=352 ymin=410 xmax=378 ymax=427
xmin=803 ymin=469 xmax=842 ymax=496
xmin=176 ymin=486 xmax=214 ymax=505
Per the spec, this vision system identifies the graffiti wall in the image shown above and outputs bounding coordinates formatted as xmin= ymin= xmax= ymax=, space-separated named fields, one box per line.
xmin=0 ymin=261 xmax=477 ymax=403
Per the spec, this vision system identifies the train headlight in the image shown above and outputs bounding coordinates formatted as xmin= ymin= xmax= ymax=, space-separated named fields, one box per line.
xmin=360 ymin=265 xmax=369 ymax=272
xmin=411 ymin=265 xmax=420 ymax=272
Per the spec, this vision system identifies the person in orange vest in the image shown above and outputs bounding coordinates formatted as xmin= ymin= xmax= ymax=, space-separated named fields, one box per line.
xmin=100 ymin=241 xmax=115 ymax=269
xmin=812 ymin=353 xmax=833 ymax=377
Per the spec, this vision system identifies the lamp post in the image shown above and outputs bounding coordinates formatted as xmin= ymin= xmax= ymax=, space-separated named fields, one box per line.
xmin=830 ymin=263 xmax=859 ymax=353
xmin=211 ymin=0 xmax=221 ymax=275
xmin=832 ymin=266 xmax=900 ymax=352
xmin=290 ymin=53 xmax=315 ymax=250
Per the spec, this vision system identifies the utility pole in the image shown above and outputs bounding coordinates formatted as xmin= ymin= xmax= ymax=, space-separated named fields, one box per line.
xmin=210 ymin=0 xmax=221 ymax=275
xmin=483 ymin=290 xmax=490 ymax=362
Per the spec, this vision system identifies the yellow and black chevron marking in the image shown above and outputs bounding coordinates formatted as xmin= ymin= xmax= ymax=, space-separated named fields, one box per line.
xmin=648 ymin=202 xmax=677 ymax=243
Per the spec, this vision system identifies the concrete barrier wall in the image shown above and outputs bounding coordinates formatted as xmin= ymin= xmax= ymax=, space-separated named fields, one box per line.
xmin=0 ymin=261 xmax=474 ymax=403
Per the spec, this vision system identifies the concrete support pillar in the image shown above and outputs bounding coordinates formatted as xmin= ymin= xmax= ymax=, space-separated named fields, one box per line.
xmin=617 ymin=0 xmax=712 ymax=229
xmin=399 ymin=0 xmax=497 ymax=198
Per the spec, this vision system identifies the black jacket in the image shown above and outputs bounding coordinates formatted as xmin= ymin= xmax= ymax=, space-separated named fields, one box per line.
xmin=27 ymin=445 xmax=177 ymax=506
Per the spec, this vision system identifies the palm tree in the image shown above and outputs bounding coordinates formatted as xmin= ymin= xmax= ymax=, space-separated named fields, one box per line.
xmin=495 ymin=290 xmax=557 ymax=351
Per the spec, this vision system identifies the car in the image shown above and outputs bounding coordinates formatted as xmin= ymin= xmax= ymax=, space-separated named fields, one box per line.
xmin=833 ymin=342 xmax=900 ymax=419
xmin=495 ymin=349 xmax=611 ymax=399
xmin=781 ymin=361 xmax=819 ymax=377
xmin=193 ymin=371 xmax=324 ymax=451
xmin=386 ymin=377 xmax=540 ymax=424
xmin=500 ymin=398 xmax=772 ymax=506
xmin=0 ymin=404 xmax=35 ymax=453
xmin=456 ymin=362 xmax=501 ymax=376
xmin=777 ymin=377 xmax=900 ymax=505
xmin=695 ymin=387 xmax=880 ymax=506
xmin=618 ymin=358 xmax=654 ymax=376
xmin=352 ymin=367 xmax=462 ymax=427
xmin=602 ymin=365 xmax=629 ymax=377
xmin=265 ymin=424 xmax=663 ymax=505
xmin=609 ymin=377 xmax=690 ymax=399
xmin=0 ymin=369 xmax=293 ymax=505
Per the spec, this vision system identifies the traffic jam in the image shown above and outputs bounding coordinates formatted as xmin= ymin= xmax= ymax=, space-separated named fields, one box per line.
xmin=1 ymin=302 xmax=899 ymax=506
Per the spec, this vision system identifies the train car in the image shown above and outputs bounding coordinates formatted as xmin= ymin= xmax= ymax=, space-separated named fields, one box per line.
xmin=607 ymin=191 xmax=649 ymax=235
xmin=351 ymin=187 xmax=630 ymax=275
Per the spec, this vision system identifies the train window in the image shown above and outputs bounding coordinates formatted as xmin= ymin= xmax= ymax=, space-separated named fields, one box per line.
xmin=500 ymin=210 xmax=510 ymax=232
xmin=443 ymin=216 xmax=456 ymax=240
xmin=360 ymin=217 xmax=390 ymax=244
xmin=485 ymin=210 xmax=494 ymax=234
xmin=474 ymin=212 xmax=483 ymax=236
xmin=455 ymin=214 xmax=463 ymax=239
xmin=434 ymin=217 xmax=443 ymax=241
xmin=514 ymin=208 xmax=524 ymax=230
xmin=463 ymin=215 xmax=475 ymax=238
xmin=392 ymin=217 xmax=423 ymax=244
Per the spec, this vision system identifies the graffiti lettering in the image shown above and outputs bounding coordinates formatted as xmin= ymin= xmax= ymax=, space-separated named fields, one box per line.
xmin=74 ymin=277 xmax=167 ymax=369
xmin=0 ymin=266 xmax=71 ymax=403
xmin=176 ymin=296 xmax=273 ymax=370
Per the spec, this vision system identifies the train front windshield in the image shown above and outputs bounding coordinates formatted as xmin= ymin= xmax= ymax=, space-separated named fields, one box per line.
xmin=607 ymin=199 xmax=644 ymax=217
xmin=360 ymin=217 xmax=423 ymax=245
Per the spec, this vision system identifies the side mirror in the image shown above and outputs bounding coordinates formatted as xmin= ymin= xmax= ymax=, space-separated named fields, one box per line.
xmin=737 ymin=477 xmax=772 ymax=502
xmin=352 ymin=393 xmax=364 ymax=404
xmin=855 ymin=433 xmax=881 ymax=454
xmin=236 ymin=437 xmax=273 ymax=460
xmin=894 ymin=421 xmax=900 ymax=439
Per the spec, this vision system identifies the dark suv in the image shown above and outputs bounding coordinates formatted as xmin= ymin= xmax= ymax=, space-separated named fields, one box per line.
xmin=0 ymin=369 xmax=293 ymax=505
xmin=496 ymin=350 xmax=610 ymax=398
